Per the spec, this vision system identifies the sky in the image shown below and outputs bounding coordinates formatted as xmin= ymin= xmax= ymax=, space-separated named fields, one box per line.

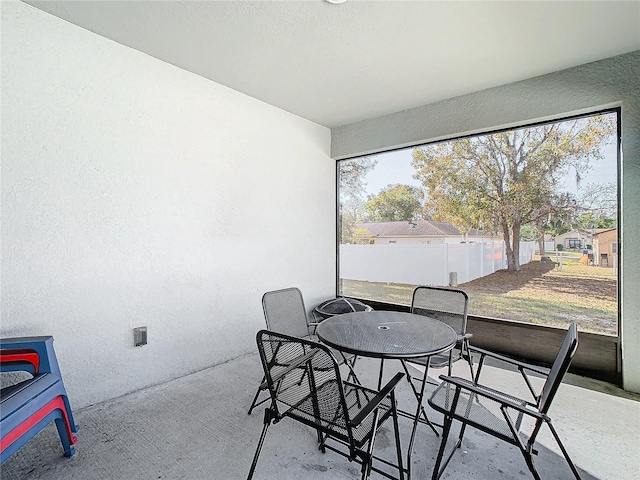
xmin=362 ymin=130 xmax=618 ymax=198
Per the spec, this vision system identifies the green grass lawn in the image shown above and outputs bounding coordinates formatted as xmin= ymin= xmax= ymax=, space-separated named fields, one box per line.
xmin=340 ymin=254 xmax=618 ymax=335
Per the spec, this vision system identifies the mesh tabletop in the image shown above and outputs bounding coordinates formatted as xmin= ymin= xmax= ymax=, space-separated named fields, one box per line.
xmin=316 ymin=311 xmax=457 ymax=359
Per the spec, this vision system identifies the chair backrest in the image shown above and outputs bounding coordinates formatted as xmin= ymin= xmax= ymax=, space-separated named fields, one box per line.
xmin=538 ymin=323 xmax=579 ymax=414
xmin=411 ymin=286 xmax=469 ymax=336
xmin=262 ymin=287 xmax=310 ymax=338
xmin=256 ymin=330 xmax=353 ymax=444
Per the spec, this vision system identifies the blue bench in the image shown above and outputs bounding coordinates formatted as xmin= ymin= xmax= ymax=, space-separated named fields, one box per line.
xmin=1 ymin=336 xmax=78 ymax=464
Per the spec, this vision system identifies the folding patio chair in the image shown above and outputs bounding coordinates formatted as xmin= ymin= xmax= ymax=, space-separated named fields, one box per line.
xmin=398 ymin=286 xmax=473 ymax=432
xmin=248 ymin=287 xmax=309 ymax=414
xmin=428 ymin=323 xmax=581 ymax=480
xmin=247 ymin=330 xmax=405 ymax=480
xmin=261 ymin=287 xmax=316 ymax=338
xmin=248 ymin=287 xmax=356 ymax=415
xmin=403 ymin=286 xmax=473 ymax=378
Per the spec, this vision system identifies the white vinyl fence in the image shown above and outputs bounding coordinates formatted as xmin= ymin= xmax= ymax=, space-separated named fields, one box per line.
xmin=340 ymin=241 xmax=535 ymax=287
xmin=537 ymin=241 xmax=556 ymax=254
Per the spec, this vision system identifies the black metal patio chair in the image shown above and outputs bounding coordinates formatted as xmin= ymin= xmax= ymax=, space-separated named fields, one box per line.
xmin=262 ymin=287 xmax=317 ymax=338
xmin=427 ymin=322 xmax=581 ymax=480
xmin=248 ymin=287 xmax=358 ymax=415
xmin=402 ymin=286 xmax=473 ymax=378
xmin=248 ymin=287 xmax=311 ymax=415
xmin=247 ymin=330 xmax=405 ymax=480
xmin=397 ymin=286 xmax=473 ymax=432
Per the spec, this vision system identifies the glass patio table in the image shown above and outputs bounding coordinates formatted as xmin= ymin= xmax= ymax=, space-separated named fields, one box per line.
xmin=316 ymin=310 xmax=457 ymax=480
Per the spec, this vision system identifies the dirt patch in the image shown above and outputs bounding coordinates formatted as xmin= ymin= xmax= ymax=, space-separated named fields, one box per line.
xmin=341 ymin=257 xmax=618 ymax=335
xmin=460 ymin=259 xmax=617 ymax=334
xmin=462 ymin=261 xmax=556 ymax=293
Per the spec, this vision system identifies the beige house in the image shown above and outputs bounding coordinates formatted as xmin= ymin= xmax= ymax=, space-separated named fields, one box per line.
xmin=592 ymin=228 xmax=618 ymax=266
xmin=554 ymin=228 xmax=611 ymax=251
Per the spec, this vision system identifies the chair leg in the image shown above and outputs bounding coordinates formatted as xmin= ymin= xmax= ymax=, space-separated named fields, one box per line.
xmin=431 ymin=414 xmax=454 ymax=480
xmin=317 ymin=429 xmax=326 ymax=453
xmin=546 ymin=422 xmax=583 ymax=480
xmin=390 ymin=391 xmax=405 ymax=480
xmin=400 ymin=360 xmax=432 ymax=426
xmin=465 ymin=353 xmax=474 ymax=381
xmin=360 ymin=456 xmax=372 ymax=480
xmin=413 ymin=360 xmax=439 ymax=436
xmin=360 ymin=410 xmax=381 ymax=480
xmin=454 ymin=423 xmax=466 ymax=449
xmin=431 ymin=385 xmax=466 ymax=480
xmin=247 ymin=408 xmax=274 ymax=480
xmin=473 ymin=353 xmax=486 ymax=384
xmin=247 ymin=391 xmax=261 ymax=415
xmin=523 ymin=450 xmax=543 ymax=480
xmin=446 ymin=350 xmax=454 ymax=377
xmin=247 ymin=375 xmax=267 ymax=415
xmin=53 ymin=416 xmax=76 ymax=458
xmin=344 ymin=353 xmax=361 ymax=385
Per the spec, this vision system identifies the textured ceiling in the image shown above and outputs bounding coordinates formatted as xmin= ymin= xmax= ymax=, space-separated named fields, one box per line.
xmin=24 ymin=0 xmax=640 ymax=128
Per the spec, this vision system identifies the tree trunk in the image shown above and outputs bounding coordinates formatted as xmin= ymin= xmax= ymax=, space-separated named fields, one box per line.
xmin=502 ymin=221 xmax=521 ymax=272
xmin=537 ymin=236 xmax=545 ymax=257
xmin=511 ymin=224 xmax=521 ymax=272
xmin=535 ymin=220 xmax=546 ymax=257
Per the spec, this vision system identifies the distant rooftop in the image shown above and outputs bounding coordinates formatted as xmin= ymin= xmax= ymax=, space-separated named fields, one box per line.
xmin=357 ymin=220 xmax=489 ymax=238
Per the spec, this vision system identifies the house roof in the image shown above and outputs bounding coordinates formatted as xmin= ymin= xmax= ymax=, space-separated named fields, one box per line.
xmin=357 ymin=220 xmax=489 ymax=238
xmin=592 ymin=227 xmax=618 ymax=236
xmin=556 ymin=228 xmax=616 ymax=238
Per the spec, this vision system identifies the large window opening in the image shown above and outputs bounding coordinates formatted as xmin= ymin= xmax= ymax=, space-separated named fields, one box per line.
xmin=338 ymin=110 xmax=619 ymax=336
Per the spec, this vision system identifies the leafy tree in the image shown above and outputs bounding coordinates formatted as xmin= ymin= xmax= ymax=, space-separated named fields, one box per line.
xmin=576 ymin=182 xmax=617 ymax=219
xmin=354 ymin=228 xmax=373 ymax=244
xmin=528 ymin=191 xmax=578 ymax=256
xmin=339 ymin=212 xmax=357 ymax=244
xmin=412 ymin=115 xmax=615 ymax=271
xmin=342 ymin=196 xmax=368 ymax=223
xmin=575 ymin=211 xmax=616 ymax=230
xmin=595 ymin=216 xmax=616 ymax=229
xmin=339 ymin=157 xmax=378 ymax=200
xmin=519 ymin=225 xmax=538 ymax=242
xmin=339 ymin=157 xmax=378 ymax=243
xmin=365 ymin=184 xmax=424 ymax=222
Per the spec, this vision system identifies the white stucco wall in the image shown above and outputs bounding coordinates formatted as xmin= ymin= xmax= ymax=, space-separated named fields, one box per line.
xmin=1 ymin=2 xmax=336 ymax=407
xmin=332 ymin=50 xmax=640 ymax=392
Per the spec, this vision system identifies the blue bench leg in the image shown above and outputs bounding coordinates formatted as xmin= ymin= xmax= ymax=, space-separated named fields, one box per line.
xmin=54 ymin=417 xmax=76 ymax=457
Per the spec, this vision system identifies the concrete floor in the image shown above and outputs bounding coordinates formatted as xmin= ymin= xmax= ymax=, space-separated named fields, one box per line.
xmin=1 ymin=354 xmax=639 ymax=480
